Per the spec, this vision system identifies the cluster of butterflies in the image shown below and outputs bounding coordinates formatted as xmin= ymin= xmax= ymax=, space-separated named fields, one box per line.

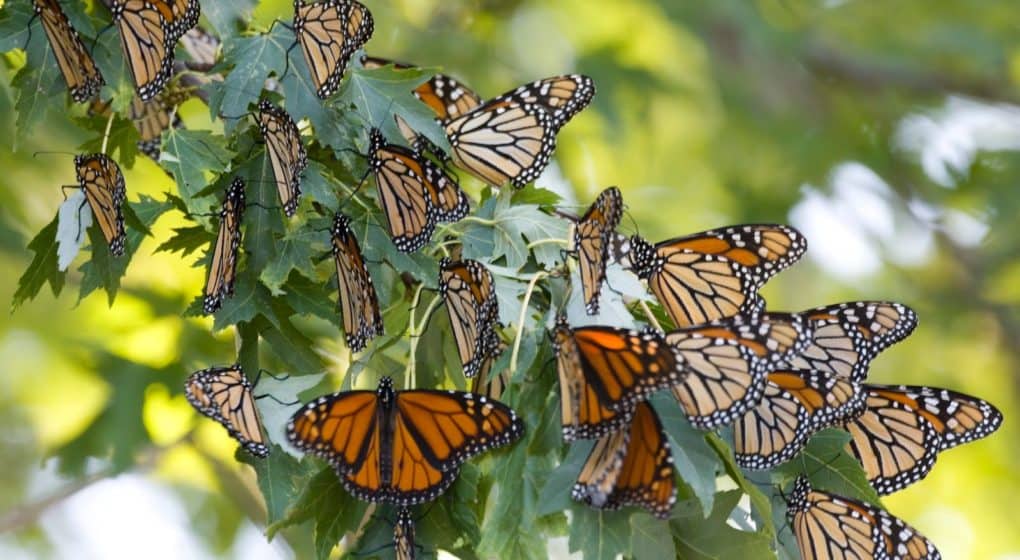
xmin=31 ymin=1 xmax=1004 ymax=559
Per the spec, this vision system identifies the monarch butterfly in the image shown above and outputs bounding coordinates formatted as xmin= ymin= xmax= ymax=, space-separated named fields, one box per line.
xmin=444 ymin=74 xmax=595 ymax=188
xmin=293 ymin=0 xmax=374 ymax=99
xmin=181 ymin=27 xmax=219 ymax=70
xmin=786 ymin=477 xmax=941 ymax=560
xmin=552 ymin=315 xmax=687 ymax=441
xmin=203 ymin=178 xmax=246 ymax=314
xmin=439 ymin=258 xmax=502 ymax=379
xmin=257 ymin=100 xmax=307 ymax=217
xmin=623 ymin=224 xmax=807 ymax=328
xmin=394 ymin=508 xmax=416 ymax=560
xmin=108 ymin=0 xmax=177 ymax=101
xmin=360 ymin=56 xmax=482 ymax=157
xmin=572 ymin=401 xmax=677 ymax=519
xmin=368 ymin=128 xmax=469 ymax=252
xmin=164 ymin=0 xmax=200 ymax=41
xmin=331 ymin=212 xmax=383 ymax=352
xmin=184 ymin=364 xmax=269 ymax=457
xmin=733 ymin=369 xmax=863 ymax=470
xmin=571 ymin=186 xmax=624 ymax=315
xmin=845 ymin=384 xmax=1002 ymax=495
xmin=286 ymin=376 xmax=524 ymax=505
xmin=90 ymin=90 xmax=188 ymax=160
xmin=664 ymin=311 xmax=813 ymax=430
xmin=32 ymin=0 xmax=105 ymax=103
xmin=783 ymin=301 xmax=918 ymax=383
xmin=74 ymin=153 xmax=127 ymax=257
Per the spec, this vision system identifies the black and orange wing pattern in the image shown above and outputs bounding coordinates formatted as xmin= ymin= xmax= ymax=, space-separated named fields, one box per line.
xmin=293 ymin=0 xmax=374 ymax=99
xmin=784 ymin=301 xmax=918 ymax=383
xmin=257 ymin=100 xmax=307 ymax=217
xmin=572 ymin=401 xmax=676 ymax=519
xmin=74 ymin=153 xmax=127 ymax=257
xmin=109 ymin=0 xmax=176 ymax=101
xmin=203 ymin=178 xmax=246 ymax=314
xmin=185 ymin=364 xmax=269 ymax=457
xmin=498 ymin=75 xmax=596 ymax=130
xmin=665 ymin=311 xmax=812 ymax=429
xmin=626 ymin=224 xmax=806 ymax=328
xmin=845 ymin=384 xmax=1002 ymax=495
xmin=394 ymin=508 xmax=416 ymax=560
xmin=733 ymin=369 xmax=863 ymax=470
xmin=444 ymin=100 xmax=559 ymax=188
xmin=331 ymin=213 xmax=383 ymax=351
xmin=573 ymin=186 xmax=624 ymax=315
xmin=439 ymin=258 xmax=502 ymax=379
xmin=369 ymin=129 xmax=467 ymax=252
xmin=287 ymin=377 xmax=524 ymax=505
xmin=163 ymin=0 xmax=200 ymax=40
xmin=552 ymin=315 xmax=686 ymax=441
xmin=32 ymin=0 xmax=105 ymax=103
xmin=786 ymin=477 xmax=941 ymax=560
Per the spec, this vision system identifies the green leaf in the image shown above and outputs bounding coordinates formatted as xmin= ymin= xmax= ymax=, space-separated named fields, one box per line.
xmin=211 ymin=29 xmax=289 ymax=124
xmin=339 ymin=64 xmax=451 ymax=153
xmin=671 ymin=490 xmax=773 ymax=560
xmin=631 ymin=513 xmax=677 ymax=560
xmin=0 ymin=2 xmax=33 ymax=53
xmin=260 ymin=227 xmax=321 ymax=294
xmin=256 ymin=371 xmax=328 ymax=456
xmin=260 ymin=311 xmax=327 ymax=375
xmin=202 ymin=0 xmax=258 ymax=37
xmin=155 ymin=225 xmax=213 ymax=258
xmin=568 ymin=507 xmax=631 ymax=560
xmin=538 ymin=442 xmax=592 ymax=517
xmin=237 ymin=446 xmax=319 ymax=534
xmin=211 ymin=275 xmax=270 ymax=330
xmin=512 ymin=185 xmax=563 ymax=207
xmin=773 ymin=428 xmax=881 ymax=505
xmin=477 ymin=439 xmax=551 ymax=560
xmin=160 ymin=130 xmax=234 ymax=213
xmin=283 ymin=273 xmax=340 ymax=325
xmin=13 ymin=213 xmax=65 ymax=311
xmin=11 ymin=36 xmax=64 ymax=144
xmin=79 ymin=195 xmax=172 ymax=305
xmin=76 ymin=112 xmax=140 ymax=169
xmin=706 ymin=431 xmax=774 ymax=540
xmin=653 ymin=393 xmax=719 ymax=515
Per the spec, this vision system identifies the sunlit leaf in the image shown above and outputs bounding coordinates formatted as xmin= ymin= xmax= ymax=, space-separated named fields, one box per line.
xmin=13 ymin=213 xmax=65 ymax=310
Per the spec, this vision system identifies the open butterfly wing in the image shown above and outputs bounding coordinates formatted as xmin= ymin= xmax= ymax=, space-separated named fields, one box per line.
xmin=845 ymin=386 xmax=944 ymax=495
xmin=445 ymin=100 xmax=556 ymax=188
xmin=787 ymin=477 xmax=941 ymax=560
xmin=497 ymin=74 xmax=595 ymax=130
xmin=554 ymin=323 xmax=634 ymax=441
xmin=629 ymin=224 xmax=806 ymax=328
xmin=784 ymin=301 xmax=919 ymax=382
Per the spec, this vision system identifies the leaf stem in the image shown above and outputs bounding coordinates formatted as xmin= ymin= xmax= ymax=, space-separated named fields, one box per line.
xmin=638 ymin=299 xmax=663 ymax=332
xmin=510 ymin=271 xmax=547 ymax=374
xmin=457 ymin=215 xmax=497 ymax=227
xmin=526 ymin=237 xmax=569 ymax=250
xmin=405 ymin=285 xmax=441 ymax=388
xmin=100 ymin=111 xmax=115 ymax=155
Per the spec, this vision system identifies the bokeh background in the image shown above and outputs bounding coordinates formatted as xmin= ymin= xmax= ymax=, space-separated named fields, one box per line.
xmin=1 ymin=0 xmax=1018 ymax=558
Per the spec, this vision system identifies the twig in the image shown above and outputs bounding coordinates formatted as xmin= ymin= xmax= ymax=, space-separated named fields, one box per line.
xmin=510 ymin=271 xmax=547 ymax=373
xmin=0 ymin=446 xmax=164 ymax=534
xmin=638 ymin=299 xmax=662 ymax=332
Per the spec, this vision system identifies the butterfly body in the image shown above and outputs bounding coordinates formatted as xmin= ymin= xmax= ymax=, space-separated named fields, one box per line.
xmin=439 ymin=258 xmax=502 ymax=379
xmin=185 ymin=364 xmax=269 ymax=457
xmin=331 ymin=213 xmax=383 ymax=351
xmin=287 ymin=377 xmax=524 ymax=505
xmin=74 ymin=153 xmax=127 ymax=257
xmin=257 ymin=100 xmax=307 ymax=217
xmin=573 ymin=186 xmax=624 ymax=315
xmin=203 ymin=178 xmax=246 ymax=314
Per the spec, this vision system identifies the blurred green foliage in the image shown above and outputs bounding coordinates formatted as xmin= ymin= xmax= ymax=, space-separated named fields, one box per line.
xmin=1 ymin=0 xmax=1018 ymax=559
